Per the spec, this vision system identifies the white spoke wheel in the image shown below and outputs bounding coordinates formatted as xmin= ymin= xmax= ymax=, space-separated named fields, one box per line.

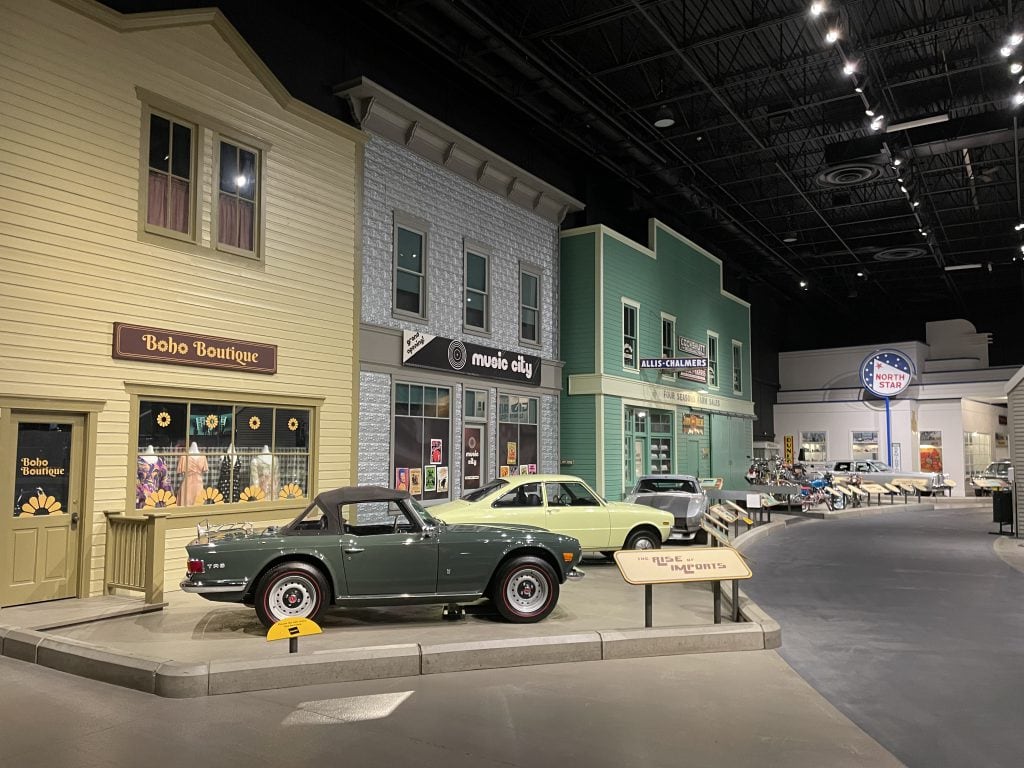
xmin=492 ymin=556 xmax=559 ymax=623
xmin=255 ymin=562 xmax=329 ymax=629
xmin=624 ymin=528 xmax=661 ymax=550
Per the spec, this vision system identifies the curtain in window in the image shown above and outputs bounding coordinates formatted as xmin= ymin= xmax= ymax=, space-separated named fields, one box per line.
xmin=147 ymin=173 xmax=190 ymax=233
xmin=218 ymin=195 xmax=254 ymax=251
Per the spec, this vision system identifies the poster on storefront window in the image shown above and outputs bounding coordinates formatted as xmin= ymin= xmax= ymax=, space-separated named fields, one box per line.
xmin=437 ymin=466 xmax=449 ymax=493
xmin=424 ymin=465 xmax=437 ymax=492
xmin=500 ymin=465 xmax=510 ymax=477
xmin=395 ymin=467 xmax=409 ymax=492
xmin=409 ymin=468 xmax=422 ymax=495
xmin=920 ymin=446 xmax=943 ymax=471
xmin=507 ymin=442 xmax=517 ymax=464
xmin=430 ymin=439 xmax=443 ymax=465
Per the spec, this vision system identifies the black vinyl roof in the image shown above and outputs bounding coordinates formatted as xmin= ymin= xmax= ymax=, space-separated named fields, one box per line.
xmin=314 ymin=485 xmax=409 ymax=509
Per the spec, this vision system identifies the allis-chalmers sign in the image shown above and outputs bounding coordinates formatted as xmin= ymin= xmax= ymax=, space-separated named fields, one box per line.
xmin=402 ymin=330 xmax=541 ymax=386
xmin=112 ymin=323 xmax=278 ymax=374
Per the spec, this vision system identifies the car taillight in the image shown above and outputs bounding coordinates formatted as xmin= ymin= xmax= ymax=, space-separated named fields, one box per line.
xmin=187 ymin=559 xmax=205 ymax=574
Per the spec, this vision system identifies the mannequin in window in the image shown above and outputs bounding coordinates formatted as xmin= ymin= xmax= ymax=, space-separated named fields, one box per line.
xmin=177 ymin=442 xmax=208 ymax=506
xmin=217 ymin=443 xmax=240 ymax=501
xmin=251 ymin=445 xmax=276 ymax=496
xmin=136 ymin=444 xmax=171 ymax=509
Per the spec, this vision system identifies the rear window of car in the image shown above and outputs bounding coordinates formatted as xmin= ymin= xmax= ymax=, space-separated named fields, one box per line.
xmin=461 ymin=478 xmax=507 ymax=502
xmin=637 ymin=478 xmax=700 ymax=494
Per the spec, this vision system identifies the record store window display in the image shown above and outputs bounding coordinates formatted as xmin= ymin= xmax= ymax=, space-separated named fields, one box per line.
xmin=135 ymin=400 xmax=311 ymax=510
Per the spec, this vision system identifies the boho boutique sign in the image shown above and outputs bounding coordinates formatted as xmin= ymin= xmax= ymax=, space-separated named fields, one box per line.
xmin=402 ymin=330 xmax=541 ymax=386
xmin=112 ymin=323 xmax=278 ymax=374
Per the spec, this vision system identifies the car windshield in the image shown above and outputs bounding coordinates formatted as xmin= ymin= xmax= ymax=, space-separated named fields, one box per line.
xmin=983 ymin=462 xmax=1010 ymax=476
xmin=867 ymin=461 xmax=894 ymax=471
xmin=461 ymin=478 xmax=507 ymax=501
xmin=409 ymin=497 xmax=441 ymax=527
xmin=636 ymin=478 xmax=700 ymax=494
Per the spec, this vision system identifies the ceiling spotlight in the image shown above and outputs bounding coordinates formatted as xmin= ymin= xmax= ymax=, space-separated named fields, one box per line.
xmin=870 ymin=119 xmax=883 ymax=131
xmin=1013 ymin=33 xmax=1023 ymax=46
xmin=843 ymin=62 xmax=856 ymax=76
xmin=900 ymin=185 xmax=908 ymax=193
xmin=825 ymin=29 xmax=839 ymax=43
xmin=920 ymin=229 xmax=928 ymax=236
xmin=1012 ymin=63 xmax=1023 ymax=74
xmin=865 ymin=108 xmax=875 ymax=116
xmin=1014 ymin=93 xmax=1024 ymax=106
xmin=856 ymin=271 xmax=864 ymax=278
xmin=799 ymin=280 xmax=808 ymax=289
xmin=1019 ymin=244 xmax=1024 ymax=252
xmin=912 ymin=200 xmax=921 ymax=207
xmin=897 ymin=176 xmax=904 ymax=183
xmin=782 ymin=231 xmax=799 ymax=243
xmin=893 ymin=157 xmax=902 ymax=166
xmin=1019 ymin=75 xmax=1024 ymax=85
xmin=810 ymin=2 xmax=825 ymax=16
xmin=1015 ymin=223 xmax=1024 ymax=231
xmin=1002 ymin=46 xmax=1014 ymax=58
xmin=652 ymin=104 xmax=675 ymax=129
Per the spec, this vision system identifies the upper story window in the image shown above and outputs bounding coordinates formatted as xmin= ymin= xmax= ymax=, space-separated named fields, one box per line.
xmin=394 ymin=220 xmax=427 ymax=318
xmin=138 ymin=91 xmax=267 ymax=261
xmin=146 ymin=112 xmax=194 ymax=238
xmin=707 ymin=331 xmax=719 ymax=388
xmin=216 ymin=140 xmax=259 ymax=256
xmin=661 ymin=315 xmax=675 ymax=359
xmin=464 ymin=247 xmax=489 ymax=332
xmin=732 ymin=340 xmax=743 ymax=394
xmin=520 ymin=266 xmax=541 ymax=345
xmin=623 ymin=300 xmax=639 ymax=370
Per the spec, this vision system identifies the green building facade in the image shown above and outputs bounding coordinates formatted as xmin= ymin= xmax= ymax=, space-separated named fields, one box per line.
xmin=560 ymin=220 xmax=754 ymax=500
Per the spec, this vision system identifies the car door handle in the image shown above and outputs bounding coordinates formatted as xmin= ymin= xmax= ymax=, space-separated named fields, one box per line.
xmin=343 ymin=546 xmax=365 ymax=554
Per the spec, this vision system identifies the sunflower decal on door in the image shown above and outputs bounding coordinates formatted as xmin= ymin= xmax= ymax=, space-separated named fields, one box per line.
xmin=20 ymin=493 xmax=63 ymax=516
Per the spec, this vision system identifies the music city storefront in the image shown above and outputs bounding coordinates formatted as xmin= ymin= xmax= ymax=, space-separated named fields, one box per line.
xmin=357 ymin=328 xmax=564 ymax=503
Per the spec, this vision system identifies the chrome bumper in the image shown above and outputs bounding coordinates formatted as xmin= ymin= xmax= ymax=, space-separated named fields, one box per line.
xmin=567 ymin=567 xmax=586 ymax=580
xmin=179 ymin=578 xmax=247 ymax=594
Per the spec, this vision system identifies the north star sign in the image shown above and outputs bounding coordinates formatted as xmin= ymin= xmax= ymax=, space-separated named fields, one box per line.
xmin=402 ymin=331 xmax=541 ymax=385
xmin=860 ymin=349 xmax=914 ymax=397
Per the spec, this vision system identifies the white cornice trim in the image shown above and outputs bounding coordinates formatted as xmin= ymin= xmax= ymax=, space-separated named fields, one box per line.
xmin=569 ymin=374 xmax=756 ymax=418
xmin=335 ymin=77 xmax=584 ymax=224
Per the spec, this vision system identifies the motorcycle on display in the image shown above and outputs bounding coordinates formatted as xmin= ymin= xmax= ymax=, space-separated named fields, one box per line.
xmin=799 ymin=472 xmax=845 ymax=512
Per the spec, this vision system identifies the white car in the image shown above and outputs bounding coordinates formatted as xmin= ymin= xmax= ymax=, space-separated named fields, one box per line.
xmin=811 ymin=460 xmax=949 ymax=494
xmin=624 ymin=474 xmax=709 ymax=543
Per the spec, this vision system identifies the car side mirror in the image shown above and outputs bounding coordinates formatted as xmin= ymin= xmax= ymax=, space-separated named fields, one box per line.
xmin=421 ymin=525 xmax=436 ymax=539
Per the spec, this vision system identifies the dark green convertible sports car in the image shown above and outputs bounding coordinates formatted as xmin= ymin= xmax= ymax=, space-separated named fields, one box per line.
xmin=181 ymin=486 xmax=584 ymax=628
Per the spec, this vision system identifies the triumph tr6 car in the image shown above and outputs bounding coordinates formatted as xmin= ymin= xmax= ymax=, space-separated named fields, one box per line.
xmin=431 ymin=474 xmax=674 ymax=554
xmin=180 ymin=486 xmax=583 ymax=628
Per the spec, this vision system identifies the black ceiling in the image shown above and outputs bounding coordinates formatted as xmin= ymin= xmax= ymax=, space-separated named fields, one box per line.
xmin=103 ymin=1 xmax=1024 ymax=364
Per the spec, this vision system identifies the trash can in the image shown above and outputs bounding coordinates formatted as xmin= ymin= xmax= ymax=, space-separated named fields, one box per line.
xmin=993 ymin=490 xmax=1013 ymax=525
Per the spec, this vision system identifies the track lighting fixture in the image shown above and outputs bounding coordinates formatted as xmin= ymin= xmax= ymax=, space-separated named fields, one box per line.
xmin=1012 ymin=62 xmax=1023 ymax=74
xmin=892 ymin=157 xmax=902 ymax=166
xmin=1014 ymin=93 xmax=1024 ymax=106
xmin=826 ymin=29 xmax=839 ymax=43
xmin=843 ymin=62 xmax=856 ymax=76
xmin=1002 ymin=46 xmax=1014 ymax=57
xmin=1015 ymin=223 xmax=1024 ymax=231
xmin=810 ymin=2 xmax=825 ymax=16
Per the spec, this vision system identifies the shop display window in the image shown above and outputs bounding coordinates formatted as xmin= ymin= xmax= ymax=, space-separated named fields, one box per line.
xmin=498 ymin=393 xmax=539 ymax=477
xmin=135 ymin=399 xmax=311 ymax=510
xmin=919 ymin=430 xmax=943 ymax=472
xmin=464 ymin=389 xmax=488 ymax=420
xmin=394 ymin=383 xmax=451 ymax=501
xmin=851 ymin=431 xmax=878 ymax=461
xmin=650 ymin=413 xmax=672 ymax=474
xmin=799 ymin=431 xmax=826 ymax=462
xmin=963 ymin=432 xmax=991 ymax=483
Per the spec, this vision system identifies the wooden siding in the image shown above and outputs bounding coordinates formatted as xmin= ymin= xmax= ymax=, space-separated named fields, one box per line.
xmin=559 ymin=393 xmax=598 ymax=488
xmin=1010 ymin=380 xmax=1024 ymax=533
xmin=559 ymin=231 xmax=597 ymax=376
xmin=603 ymin=395 xmax=624 ymax=501
xmin=0 ymin=1 xmax=361 ymax=597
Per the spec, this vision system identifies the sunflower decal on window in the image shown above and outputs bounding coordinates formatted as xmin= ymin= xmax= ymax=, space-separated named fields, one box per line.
xmin=20 ymin=493 xmax=63 ymax=516
xmin=239 ymin=485 xmax=265 ymax=502
xmin=144 ymin=489 xmax=177 ymax=508
xmin=156 ymin=411 xmax=171 ymax=428
xmin=205 ymin=414 xmax=219 ymax=430
xmin=287 ymin=418 xmax=299 ymax=432
xmin=278 ymin=483 xmax=303 ymax=499
xmin=201 ymin=487 xmax=224 ymax=505
xmin=248 ymin=416 xmax=261 ymax=430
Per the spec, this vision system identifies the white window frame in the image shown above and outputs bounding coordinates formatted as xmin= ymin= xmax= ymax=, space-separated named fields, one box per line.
xmin=519 ymin=263 xmax=542 ymax=346
xmin=393 ymin=212 xmax=429 ymax=321
xmin=212 ymin=134 xmax=263 ymax=260
xmin=463 ymin=241 xmax=491 ymax=334
xmin=622 ymin=298 xmax=640 ymax=372
xmin=660 ymin=313 xmax=676 ymax=379
xmin=707 ymin=331 xmax=719 ymax=389
xmin=731 ymin=340 xmax=743 ymax=395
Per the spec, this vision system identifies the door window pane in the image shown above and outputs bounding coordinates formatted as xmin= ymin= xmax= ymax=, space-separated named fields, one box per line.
xmin=14 ymin=423 xmax=72 ymax=517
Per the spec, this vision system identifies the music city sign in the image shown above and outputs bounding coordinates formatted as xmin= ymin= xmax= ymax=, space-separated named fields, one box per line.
xmin=402 ymin=330 xmax=541 ymax=386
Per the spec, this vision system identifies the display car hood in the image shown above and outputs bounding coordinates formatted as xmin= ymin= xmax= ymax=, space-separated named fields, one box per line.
xmin=626 ymin=493 xmax=706 ymax=517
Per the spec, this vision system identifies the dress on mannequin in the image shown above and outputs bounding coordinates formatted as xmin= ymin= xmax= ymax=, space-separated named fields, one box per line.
xmin=251 ymin=446 xmax=276 ymax=496
xmin=177 ymin=443 xmax=208 ymax=506
xmin=217 ymin=445 xmax=241 ymax=501
xmin=136 ymin=445 xmax=170 ymax=508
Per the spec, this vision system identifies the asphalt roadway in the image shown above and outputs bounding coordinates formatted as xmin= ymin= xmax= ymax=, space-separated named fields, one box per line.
xmin=742 ymin=504 xmax=1024 ymax=768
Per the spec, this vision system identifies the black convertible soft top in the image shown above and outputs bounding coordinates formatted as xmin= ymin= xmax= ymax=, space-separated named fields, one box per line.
xmin=314 ymin=485 xmax=409 ymax=510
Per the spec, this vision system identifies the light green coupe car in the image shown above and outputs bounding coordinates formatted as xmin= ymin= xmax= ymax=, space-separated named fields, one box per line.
xmin=432 ymin=474 xmax=674 ymax=554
